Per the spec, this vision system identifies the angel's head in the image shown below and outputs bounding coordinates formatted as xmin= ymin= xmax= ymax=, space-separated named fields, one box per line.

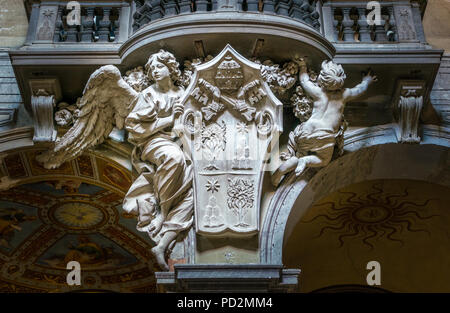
xmin=317 ymin=60 xmax=346 ymax=91
xmin=145 ymin=50 xmax=181 ymax=85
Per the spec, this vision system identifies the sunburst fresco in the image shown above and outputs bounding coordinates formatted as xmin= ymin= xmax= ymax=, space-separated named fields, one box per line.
xmin=302 ymin=182 xmax=439 ymax=249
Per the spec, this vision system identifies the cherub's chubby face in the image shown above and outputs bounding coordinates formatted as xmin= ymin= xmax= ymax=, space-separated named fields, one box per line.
xmin=149 ymin=60 xmax=170 ymax=82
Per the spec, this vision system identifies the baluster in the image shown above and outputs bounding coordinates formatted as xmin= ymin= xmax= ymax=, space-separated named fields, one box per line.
xmin=341 ymin=8 xmax=355 ymax=42
xmin=63 ymin=6 xmax=78 ymax=42
xmin=263 ymin=0 xmax=275 ymax=13
xmin=109 ymin=8 xmax=119 ymax=42
xmin=98 ymin=7 xmax=111 ymax=42
xmin=275 ymin=0 xmax=289 ymax=16
xmin=387 ymin=6 xmax=396 ymax=41
xmin=66 ymin=22 xmax=78 ymax=42
xmin=333 ymin=8 xmax=343 ymax=41
xmin=136 ymin=1 xmax=152 ymax=24
xmin=356 ymin=7 xmax=370 ymax=42
xmin=236 ymin=0 xmax=243 ymax=11
xmin=309 ymin=0 xmax=320 ymax=29
xmin=303 ymin=0 xmax=318 ymax=27
xmin=313 ymin=0 xmax=321 ymax=30
xmin=212 ymin=0 xmax=218 ymax=11
xmin=300 ymin=0 xmax=310 ymax=20
xmin=289 ymin=0 xmax=302 ymax=20
xmin=73 ymin=7 xmax=86 ymax=42
xmin=165 ymin=0 xmax=179 ymax=15
xmin=246 ymin=0 xmax=259 ymax=11
xmin=132 ymin=2 xmax=144 ymax=31
xmin=92 ymin=7 xmax=102 ymax=41
xmin=150 ymin=0 xmax=165 ymax=20
xmin=92 ymin=16 xmax=99 ymax=41
xmin=349 ymin=7 xmax=359 ymax=42
xmin=374 ymin=8 xmax=387 ymax=42
xmin=81 ymin=7 xmax=94 ymax=42
xmin=76 ymin=22 xmax=82 ymax=42
xmin=179 ymin=0 xmax=192 ymax=13
xmin=55 ymin=6 xmax=67 ymax=42
xmin=196 ymin=0 xmax=209 ymax=11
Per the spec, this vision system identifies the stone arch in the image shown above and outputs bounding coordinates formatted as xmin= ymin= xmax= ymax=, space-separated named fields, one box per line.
xmin=260 ymin=136 xmax=449 ymax=264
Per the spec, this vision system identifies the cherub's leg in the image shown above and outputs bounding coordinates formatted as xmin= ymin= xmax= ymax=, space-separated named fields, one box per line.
xmin=294 ymin=147 xmax=334 ymax=176
xmin=151 ymin=230 xmax=177 ymax=271
xmin=271 ymin=157 xmax=299 ymax=187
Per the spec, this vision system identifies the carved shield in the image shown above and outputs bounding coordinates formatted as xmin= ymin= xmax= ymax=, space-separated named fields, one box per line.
xmin=175 ymin=45 xmax=282 ymax=236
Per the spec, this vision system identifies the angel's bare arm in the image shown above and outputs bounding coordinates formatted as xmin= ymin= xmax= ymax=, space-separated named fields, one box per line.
xmin=343 ymin=70 xmax=377 ymax=102
xmin=299 ymin=64 xmax=322 ymax=100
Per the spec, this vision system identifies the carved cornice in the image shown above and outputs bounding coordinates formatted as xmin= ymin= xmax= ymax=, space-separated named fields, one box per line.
xmin=343 ymin=123 xmax=450 ymax=149
xmin=122 ymin=11 xmax=335 ymax=61
xmin=0 ymin=109 xmax=17 ymax=127
xmin=0 ymin=127 xmax=34 ymax=153
xmin=156 ymin=264 xmax=300 ymax=292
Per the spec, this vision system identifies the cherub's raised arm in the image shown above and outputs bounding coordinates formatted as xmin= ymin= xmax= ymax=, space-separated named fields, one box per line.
xmin=343 ymin=69 xmax=377 ymax=102
xmin=299 ymin=64 xmax=322 ymax=100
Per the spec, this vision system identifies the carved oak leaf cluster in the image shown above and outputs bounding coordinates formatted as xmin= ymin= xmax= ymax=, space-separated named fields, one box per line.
xmin=227 ymin=178 xmax=254 ymax=227
xmin=123 ymin=66 xmax=150 ymax=92
xmin=180 ymin=55 xmax=214 ymax=88
xmin=290 ymin=70 xmax=318 ymax=122
xmin=259 ymin=60 xmax=299 ymax=95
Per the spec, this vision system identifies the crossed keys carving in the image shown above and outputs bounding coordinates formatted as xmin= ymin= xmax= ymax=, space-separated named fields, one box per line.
xmin=190 ymin=78 xmax=267 ymax=122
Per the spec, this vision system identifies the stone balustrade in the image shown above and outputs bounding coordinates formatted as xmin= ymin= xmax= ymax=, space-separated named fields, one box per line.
xmin=55 ymin=6 xmax=121 ymax=43
xmin=332 ymin=5 xmax=397 ymax=43
xmin=131 ymin=0 xmax=322 ymax=32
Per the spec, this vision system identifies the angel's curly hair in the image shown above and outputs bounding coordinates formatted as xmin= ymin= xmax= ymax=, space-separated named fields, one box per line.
xmin=145 ymin=49 xmax=181 ymax=84
xmin=317 ymin=60 xmax=346 ymax=91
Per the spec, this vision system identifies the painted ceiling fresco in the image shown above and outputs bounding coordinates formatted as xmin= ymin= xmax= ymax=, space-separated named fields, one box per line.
xmin=284 ymin=179 xmax=450 ymax=293
xmin=0 ymin=148 xmax=156 ymax=293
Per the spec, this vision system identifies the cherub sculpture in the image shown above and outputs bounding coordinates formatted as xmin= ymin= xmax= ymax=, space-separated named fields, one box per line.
xmin=36 ymin=50 xmax=193 ymax=271
xmin=271 ymin=59 xmax=377 ymax=186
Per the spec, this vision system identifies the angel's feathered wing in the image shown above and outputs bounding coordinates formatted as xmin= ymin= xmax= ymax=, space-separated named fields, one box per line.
xmin=37 ymin=65 xmax=139 ymax=169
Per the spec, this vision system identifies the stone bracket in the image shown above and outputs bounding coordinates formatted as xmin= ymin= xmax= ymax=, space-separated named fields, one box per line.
xmin=31 ymin=93 xmax=56 ymax=142
xmin=29 ymin=78 xmax=61 ymax=143
xmin=392 ymin=80 xmax=426 ymax=143
xmin=155 ymin=264 xmax=300 ymax=293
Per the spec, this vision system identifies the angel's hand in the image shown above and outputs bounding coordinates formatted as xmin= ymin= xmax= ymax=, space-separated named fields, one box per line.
xmin=293 ymin=57 xmax=307 ymax=68
xmin=199 ymin=78 xmax=220 ymax=98
xmin=173 ymin=101 xmax=184 ymax=117
xmin=362 ymin=69 xmax=378 ymax=84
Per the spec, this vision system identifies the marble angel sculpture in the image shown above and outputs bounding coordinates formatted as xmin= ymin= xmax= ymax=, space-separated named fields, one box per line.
xmin=36 ymin=50 xmax=193 ymax=271
xmin=271 ymin=59 xmax=377 ymax=186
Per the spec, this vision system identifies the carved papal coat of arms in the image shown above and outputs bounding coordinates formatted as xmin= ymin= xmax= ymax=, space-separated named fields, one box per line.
xmin=175 ymin=45 xmax=283 ymax=236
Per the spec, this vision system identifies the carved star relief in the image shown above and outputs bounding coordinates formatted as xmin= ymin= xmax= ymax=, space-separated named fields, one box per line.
xmin=236 ymin=122 xmax=248 ymax=134
xmin=205 ymin=179 xmax=220 ymax=193
xmin=42 ymin=9 xmax=55 ymax=19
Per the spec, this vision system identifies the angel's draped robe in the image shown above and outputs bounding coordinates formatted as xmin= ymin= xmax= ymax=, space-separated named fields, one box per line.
xmin=122 ymin=89 xmax=193 ymax=243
